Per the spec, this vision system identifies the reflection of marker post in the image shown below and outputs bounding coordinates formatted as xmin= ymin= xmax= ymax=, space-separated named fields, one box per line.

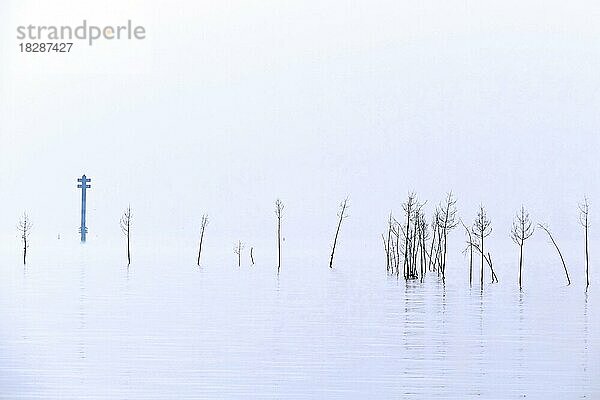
xmin=77 ymin=175 xmax=91 ymax=242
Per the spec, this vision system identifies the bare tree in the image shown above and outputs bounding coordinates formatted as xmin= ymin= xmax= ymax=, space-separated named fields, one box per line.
xmin=401 ymin=193 xmax=415 ymax=279
xmin=460 ymin=219 xmax=474 ymax=287
xmin=538 ymin=223 xmax=570 ymax=285
xmin=401 ymin=193 xmax=423 ymax=279
xmin=329 ymin=197 xmax=349 ymax=269
xmin=120 ymin=205 xmax=132 ymax=266
xmin=579 ymin=197 xmax=590 ymax=289
xmin=388 ymin=216 xmax=401 ymax=276
xmin=428 ymin=211 xmax=439 ymax=273
xmin=382 ymin=213 xmax=394 ymax=273
xmin=17 ymin=212 xmax=32 ymax=265
xmin=250 ymin=247 xmax=255 ymax=265
xmin=472 ymin=205 xmax=492 ymax=289
xmin=275 ymin=199 xmax=284 ymax=274
xmin=234 ymin=240 xmax=244 ymax=267
xmin=418 ymin=211 xmax=430 ymax=282
xmin=436 ymin=192 xmax=459 ymax=282
xmin=197 ymin=214 xmax=209 ymax=266
xmin=511 ymin=206 xmax=535 ymax=290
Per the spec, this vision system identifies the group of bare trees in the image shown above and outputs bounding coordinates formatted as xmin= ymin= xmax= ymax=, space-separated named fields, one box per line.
xmin=383 ymin=192 xmax=459 ymax=283
xmin=10 ymin=194 xmax=591 ymax=291
xmin=508 ymin=198 xmax=589 ymax=290
xmin=383 ymin=194 xmax=592 ymax=291
xmin=383 ymin=193 xmax=421 ymax=279
xmin=226 ymin=196 xmax=350 ymax=271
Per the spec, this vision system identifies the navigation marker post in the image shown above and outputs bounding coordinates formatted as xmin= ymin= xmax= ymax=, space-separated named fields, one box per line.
xmin=77 ymin=174 xmax=91 ymax=242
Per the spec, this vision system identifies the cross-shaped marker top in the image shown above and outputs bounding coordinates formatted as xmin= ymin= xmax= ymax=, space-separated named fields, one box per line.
xmin=77 ymin=175 xmax=91 ymax=189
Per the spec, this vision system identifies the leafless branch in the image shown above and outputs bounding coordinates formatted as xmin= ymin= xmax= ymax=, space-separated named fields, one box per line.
xmin=537 ymin=223 xmax=570 ymax=285
xmin=329 ymin=197 xmax=349 ymax=269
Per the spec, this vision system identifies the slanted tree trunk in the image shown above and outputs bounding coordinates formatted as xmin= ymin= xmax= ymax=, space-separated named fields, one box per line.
xmin=329 ymin=198 xmax=349 ymax=269
xmin=538 ymin=224 xmax=570 ymax=285
xmin=197 ymin=214 xmax=208 ymax=266
xmin=487 ymin=252 xmax=498 ymax=283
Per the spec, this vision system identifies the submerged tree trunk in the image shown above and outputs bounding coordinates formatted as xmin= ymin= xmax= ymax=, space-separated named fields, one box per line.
xmin=469 ymin=246 xmax=473 ymax=286
xmin=472 ymin=205 xmax=492 ymax=290
xmin=127 ymin=232 xmax=130 ymax=265
xmin=585 ymin=224 xmax=589 ymax=289
xmin=518 ymin=242 xmax=523 ymax=290
xmin=480 ymin=234 xmax=484 ymax=289
xmin=403 ymin=207 xmax=410 ymax=279
xmin=579 ymin=197 xmax=590 ymax=290
xmin=275 ymin=199 xmax=284 ymax=275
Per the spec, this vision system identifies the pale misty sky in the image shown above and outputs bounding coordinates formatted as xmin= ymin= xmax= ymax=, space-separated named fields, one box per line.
xmin=0 ymin=1 xmax=599 ymax=264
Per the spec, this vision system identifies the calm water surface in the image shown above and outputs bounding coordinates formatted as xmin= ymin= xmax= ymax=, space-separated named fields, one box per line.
xmin=0 ymin=243 xmax=598 ymax=399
